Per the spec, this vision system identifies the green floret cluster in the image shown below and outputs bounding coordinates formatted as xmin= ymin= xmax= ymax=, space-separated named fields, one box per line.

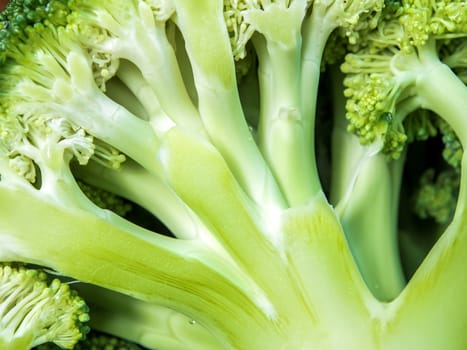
xmin=0 ymin=264 xmax=89 ymax=350
xmin=413 ymin=167 xmax=459 ymax=225
xmin=342 ymin=0 xmax=467 ymax=158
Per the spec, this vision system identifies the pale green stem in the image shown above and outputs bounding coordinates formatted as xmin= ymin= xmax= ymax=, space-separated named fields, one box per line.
xmin=280 ymin=194 xmax=380 ymax=349
xmin=255 ymin=35 xmax=317 ymax=206
xmin=0 ymin=185 xmax=277 ymax=350
xmin=160 ymin=129 xmax=318 ymax=315
xmin=415 ymin=49 xmax=467 ymax=145
xmin=75 ymin=160 xmax=210 ymax=240
xmin=335 ymin=152 xmax=406 ymax=300
xmin=171 ymin=0 xmax=286 ymax=211
xmin=114 ymin=13 xmax=202 ymax=131
xmin=57 ymin=91 xmax=160 ymax=174
xmin=105 ymin=76 xmax=150 ymax=120
xmin=300 ymin=9 xmax=337 ymax=195
xmin=329 ymin=67 xmax=406 ymax=300
xmin=75 ymin=284 xmax=224 ymax=350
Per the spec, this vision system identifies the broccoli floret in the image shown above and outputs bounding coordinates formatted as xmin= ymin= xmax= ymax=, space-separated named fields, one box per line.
xmin=0 ymin=264 xmax=89 ymax=350
xmin=413 ymin=168 xmax=459 ymax=225
xmin=77 ymin=180 xmax=132 ymax=217
xmin=342 ymin=0 xmax=467 ymax=156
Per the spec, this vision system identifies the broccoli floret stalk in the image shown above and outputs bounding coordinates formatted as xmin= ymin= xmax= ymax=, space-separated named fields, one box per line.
xmin=335 ymin=0 xmax=467 ymax=300
xmin=332 ymin=0 xmax=467 ymax=340
xmin=224 ymin=0 xmax=317 ymax=205
xmin=329 ymin=66 xmax=406 ymax=300
xmin=75 ymin=284 xmax=224 ymax=350
xmin=67 ymin=0 xmax=202 ymax=131
xmin=70 ymin=0 xmax=286 ymax=212
xmin=223 ymin=0 xmax=384 ymax=205
xmin=0 ymin=128 xmax=376 ymax=349
xmin=171 ymin=0 xmax=286 ymax=211
xmin=0 ymin=264 xmax=89 ymax=350
xmin=74 ymin=159 xmax=212 ymax=240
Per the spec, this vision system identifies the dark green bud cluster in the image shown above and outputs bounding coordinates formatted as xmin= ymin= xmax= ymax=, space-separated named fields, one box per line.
xmin=413 ymin=167 xmax=459 ymax=225
xmin=0 ymin=0 xmax=70 ymax=59
xmin=437 ymin=118 xmax=463 ymax=169
xmin=36 ymin=331 xmax=144 ymax=350
xmin=404 ymin=109 xmax=438 ymax=143
xmin=78 ymin=180 xmax=132 ymax=218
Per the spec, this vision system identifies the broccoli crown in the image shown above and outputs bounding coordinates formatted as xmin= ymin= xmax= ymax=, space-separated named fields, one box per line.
xmin=0 ymin=264 xmax=89 ymax=349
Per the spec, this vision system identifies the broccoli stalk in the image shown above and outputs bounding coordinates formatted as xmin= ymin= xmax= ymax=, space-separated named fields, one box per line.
xmin=74 ymin=284 xmax=224 ymax=350
xmin=329 ymin=67 xmax=406 ymax=300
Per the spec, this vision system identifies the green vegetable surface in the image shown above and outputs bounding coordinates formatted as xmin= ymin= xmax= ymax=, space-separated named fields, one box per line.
xmin=0 ymin=0 xmax=466 ymax=349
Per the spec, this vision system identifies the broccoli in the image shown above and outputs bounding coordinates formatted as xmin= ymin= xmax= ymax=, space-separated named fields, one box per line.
xmin=0 ymin=0 xmax=467 ymax=349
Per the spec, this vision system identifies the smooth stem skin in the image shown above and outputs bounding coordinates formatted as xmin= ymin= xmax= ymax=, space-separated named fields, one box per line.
xmin=0 ymin=184 xmax=288 ymax=350
xmin=254 ymin=34 xmax=317 ymax=206
xmin=56 ymin=92 xmax=160 ymax=173
xmin=160 ymin=128 xmax=386 ymax=349
xmin=105 ymin=75 xmax=150 ymax=120
xmin=115 ymin=59 xmax=204 ymax=136
xmin=74 ymin=160 xmax=212 ymax=240
xmin=329 ymin=67 xmax=405 ymax=300
xmin=334 ymin=149 xmax=406 ymax=300
xmin=414 ymin=53 xmax=467 ymax=146
xmin=0 ymin=336 xmax=35 ymax=350
xmin=75 ymin=284 xmax=223 ymax=350
xmin=298 ymin=7 xmax=336 ymax=195
xmin=279 ymin=195 xmax=381 ymax=350
xmin=172 ymin=0 xmax=286 ymax=212
xmin=242 ymin=0 xmax=317 ymax=206
xmin=160 ymin=129 xmax=315 ymax=308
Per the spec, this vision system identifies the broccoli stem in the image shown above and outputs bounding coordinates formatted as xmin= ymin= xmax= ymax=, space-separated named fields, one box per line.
xmin=329 ymin=67 xmax=406 ymax=300
xmin=254 ymin=34 xmax=318 ymax=206
xmin=298 ymin=8 xmax=338 ymax=197
xmin=0 ymin=184 xmax=283 ymax=350
xmin=161 ymin=127 xmax=384 ymax=349
xmin=172 ymin=0 xmax=286 ymax=211
xmin=416 ymin=66 xmax=467 ymax=148
xmin=74 ymin=160 xmax=210 ymax=240
xmin=333 ymin=148 xmax=407 ymax=300
xmin=75 ymin=284 xmax=224 ymax=350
